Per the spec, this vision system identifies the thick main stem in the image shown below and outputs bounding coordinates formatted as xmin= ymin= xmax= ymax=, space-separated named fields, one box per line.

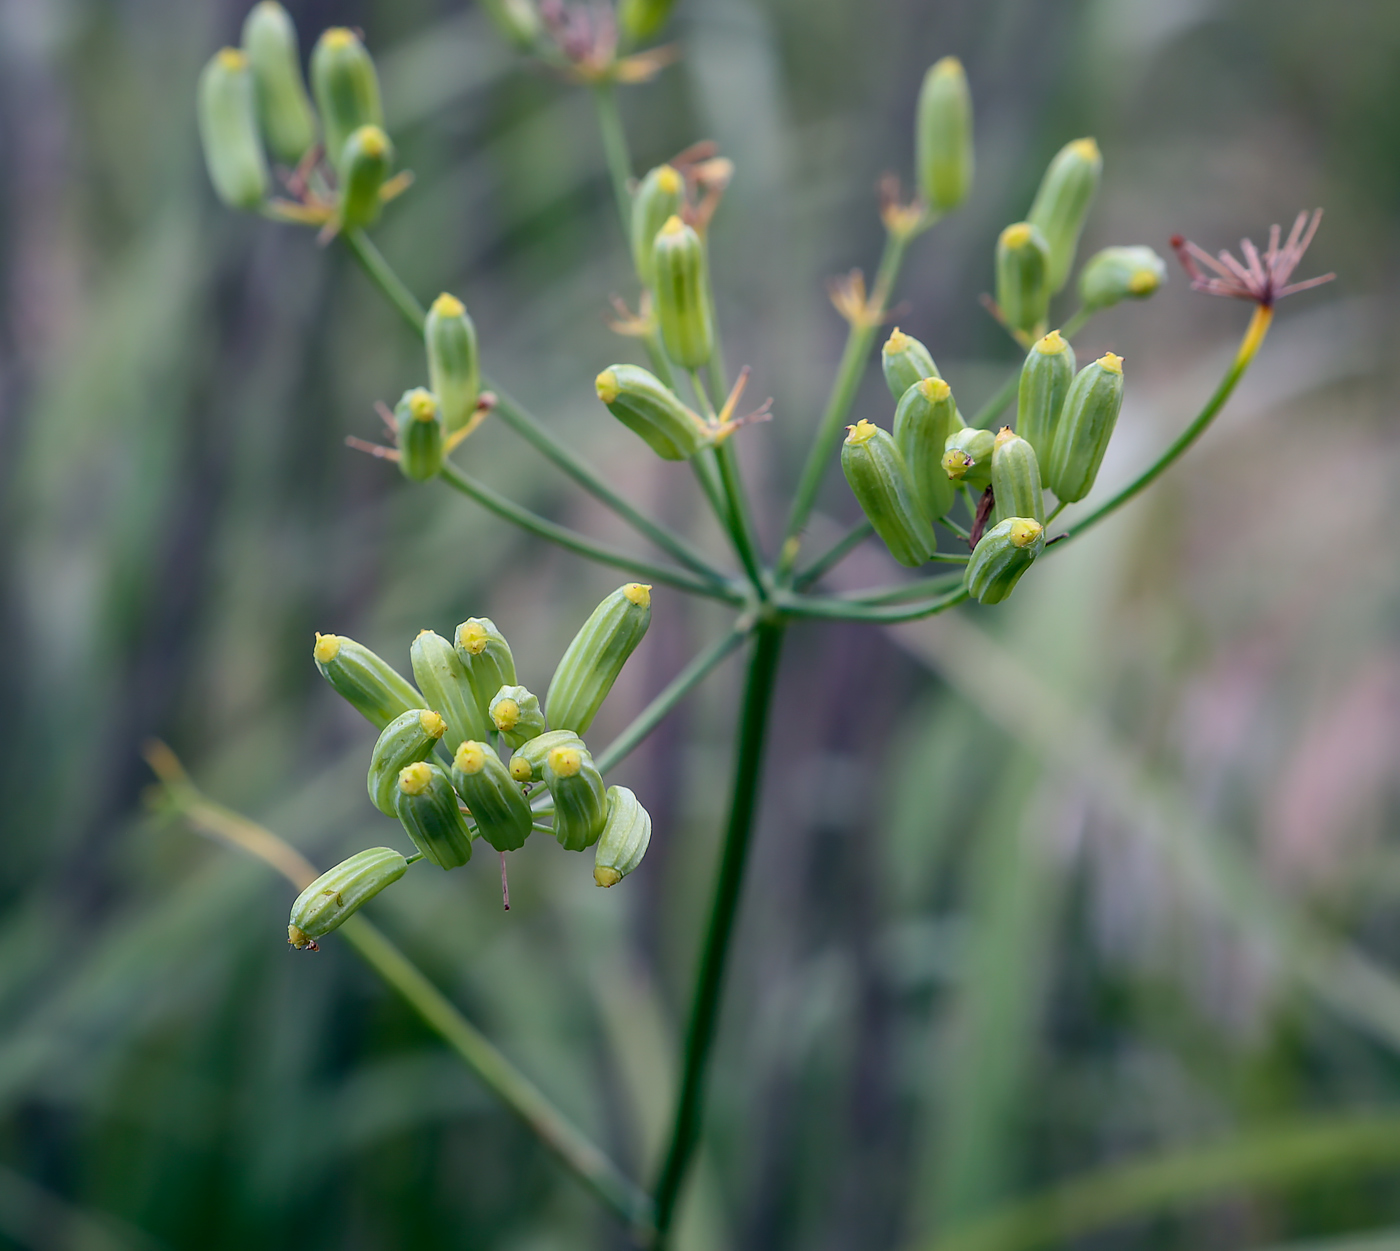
xmin=650 ymin=622 xmax=785 ymax=1242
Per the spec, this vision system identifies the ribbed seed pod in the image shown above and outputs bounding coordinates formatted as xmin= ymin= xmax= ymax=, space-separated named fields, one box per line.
xmin=453 ymin=618 xmax=517 ymax=725
xmin=508 ymin=729 xmax=586 ymax=784
xmin=479 ymin=0 xmax=540 ymax=48
xmin=288 ymin=848 xmax=407 ymax=947
xmin=594 ymin=786 xmax=652 ymax=887
xmin=942 ymin=425 xmax=996 ymax=492
xmin=995 ymin=222 xmax=1052 ymax=337
xmin=394 ymin=761 xmax=472 ymax=868
xmin=396 ymin=387 xmax=443 ymax=482
xmin=337 ymin=124 xmax=393 ymax=229
xmin=367 ymin=707 xmax=447 ymax=815
xmin=1078 ymin=246 xmax=1167 ymax=311
xmin=410 ymin=628 xmax=491 ymax=750
xmin=1044 ymin=352 xmax=1125 ymax=502
xmin=313 ymin=633 xmax=421 ymax=730
xmin=1027 ymin=137 xmax=1102 ymax=295
xmin=618 ymin=0 xmax=678 ymax=41
xmin=197 ymin=49 xmax=270 ymax=211
xmin=652 ymin=216 xmax=714 ymax=369
xmin=424 ymin=294 xmax=480 ymax=434
xmin=489 ymin=685 xmax=546 ymax=751
xmin=881 ymin=328 xmax=940 ymax=400
xmin=894 ymin=377 xmax=962 ymax=523
xmin=546 ymin=584 xmax=652 ymax=735
xmin=916 ymin=56 xmax=973 ymax=214
xmin=631 ymin=166 xmax=684 ymax=287
xmin=990 ymin=427 xmax=1045 ymax=524
xmin=841 ymin=421 xmax=935 ymax=568
xmin=241 ymin=2 xmax=316 ymax=165
xmin=1015 ymin=330 xmax=1076 ymax=465
xmin=596 ymin=365 xmax=709 ymax=461
xmin=543 ymin=745 xmax=608 ymax=852
xmin=310 ymin=27 xmax=383 ymax=167
xmin=451 ymin=741 xmax=532 ymax=852
xmin=965 ymin=517 xmax=1045 ymax=605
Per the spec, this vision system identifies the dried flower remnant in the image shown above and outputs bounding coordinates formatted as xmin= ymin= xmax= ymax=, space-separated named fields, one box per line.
xmin=1171 ymin=209 xmax=1334 ymax=309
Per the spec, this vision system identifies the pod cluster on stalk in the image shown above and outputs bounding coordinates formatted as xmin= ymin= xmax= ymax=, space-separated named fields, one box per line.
xmin=289 ymin=584 xmax=659 ymax=950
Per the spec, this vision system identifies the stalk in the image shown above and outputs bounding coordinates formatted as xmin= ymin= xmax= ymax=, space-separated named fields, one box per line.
xmin=793 ymin=520 xmax=874 ymax=589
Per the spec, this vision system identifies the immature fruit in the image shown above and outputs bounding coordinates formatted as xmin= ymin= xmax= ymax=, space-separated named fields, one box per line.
xmin=1027 ymin=137 xmax=1102 ymax=295
xmin=916 ymin=56 xmax=973 ymax=214
xmin=310 ymin=27 xmax=383 ymax=167
xmin=508 ymin=729 xmax=586 ymax=784
xmin=543 ymin=745 xmax=608 ymax=852
xmin=241 ymin=2 xmax=317 ymax=165
xmin=1078 ymin=246 xmax=1167 ymax=311
xmin=410 ymin=628 xmax=491 ymax=750
xmin=424 ymin=294 xmax=480 ymax=434
xmin=394 ymin=761 xmax=472 ymax=868
xmin=337 ymin=124 xmax=393 ymax=229
xmin=489 ymin=684 xmax=545 ymax=751
xmin=454 ymin=618 xmax=518 ymax=726
xmin=367 ymin=707 xmax=447 ymax=816
xmin=594 ymin=786 xmax=652 ymax=886
xmin=596 ymin=365 xmax=710 ymax=461
xmin=841 ymin=420 xmax=936 ymax=568
xmin=990 ymin=427 xmax=1045 ymax=524
xmin=942 ymin=425 xmax=996 ymax=492
xmin=652 ymin=216 xmax=714 ymax=369
xmin=396 ymin=387 xmax=443 ymax=482
xmin=478 ymin=0 xmax=540 ymax=48
xmin=1015 ymin=330 xmax=1076 ymax=465
xmin=1043 ymin=352 xmax=1125 ymax=502
xmin=965 ymin=517 xmax=1045 ymax=605
xmin=881 ymin=328 xmax=939 ymax=401
xmin=893 ymin=377 xmax=962 ymax=523
xmin=197 ymin=49 xmax=269 ymax=211
xmin=288 ymin=847 xmax=407 ymax=947
xmin=996 ymin=222 xmax=1052 ymax=337
xmin=546 ymin=584 xmax=652 ymax=735
xmin=631 ymin=165 xmax=684 ymax=287
xmin=618 ymin=0 xmax=677 ymax=41
xmin=451 ymin=741 xmax=532 ymax=852
xmin=313 ymin=633 xmax=422 ymax=730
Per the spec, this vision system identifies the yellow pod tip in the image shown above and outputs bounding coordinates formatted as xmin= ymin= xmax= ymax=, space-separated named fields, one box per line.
xmin=1069 ymin=137 xmax=1101 ymax=162
xmin=398 ymin=761 xmax=433 ymax=795
xmin=509 ymin=757 xmax=532 ymax=782
xmin=920 ymin=377 xmax=952 ymax=401
xmin=288 ymin=925 xmax=312 ymax=949
xmin=594 ymin=866 xmax=622 ymax=888
xmin=942 ymin=449 xmax=971 ymax=479
xmin=932 ymin=55 xmax=964 ymax=76
xmin=1008 ymin=518 xmax=1043 ymax=548
xmin=655 ymin=165 xmax=683 ymax=194
xmin=407 ymin=388 xmax=438 ymax=422
xmin=659 ymin=214 xmax=686 ymax=236
xmin=882 ymin=327 xmax=911 ymax=354
xmin=1097 ymin=352 xmax=1124 ymax=375
xmin=994 ymin=425 xmax=1016 ymax=447
xmin=845 ymin=419 xmax=878 ymax=446
xmin=322 ymin=27 xmax=356 ymax=49
xmin=1001 ymin=222 xmax=1034 ymax=249
xmin=419 ymin=709 xmax=447 ymax=738
xmin=454 ymin=741 xmax=488 ymax=774
xmin=458 ymin=621 xmax=488 ymax=654
xmin=547 ymin=746 xmax=583 ymax=778
xmin=1127 ymin=271 xmax=1157 ymax=295
xmin=1035 ymin=330 xmax=1068 ymax=354
xmin=491 ymin=700 xmax=520 ymax=731
xmin=623 ymin=583 xmax=652 ymax=607
xmin=313 ymin=633 xmax=342 ymax=663
xmin=355 ymin=126 xmax=389 ymax=158
xmin=595 ymin=369 xmax=619 ymax=404
xmin=216 ymin=47 xmax=250 ymax=70
xmin=431 ymin=292 xmax=465 ymax=318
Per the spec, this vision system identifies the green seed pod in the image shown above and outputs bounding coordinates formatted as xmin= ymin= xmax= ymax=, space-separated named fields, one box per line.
xmin=453 ymin=618 xmax=518 ymax=726
xmin=197 ymin=49 xmax=270 ymax=211
xmin=479 ymin=0 xmax=541 ymax=49
xmin=618 ymin=0 xmax=678 ymax=41
xmin=594 ymin=786 xmax=652 ymax=887
xmin=546 ymin=583 xmax=652 ymax=735
xmin=652 ymin=216 xmax=714 ymax=370
xmin=631 ymin=165 xmax=685 ymax=287
xmin=881 ymin=328 xmax=940 ymax=401
xmin=451 ymin=741 xmax=532 ymax=852
xmin=942 ymin=425 xmax=996 ymax=492
xmin=1027 ymin=137 xmax=1102 ymax=295
xmin=367 ymin=707 xmax=447 ymax=816
xmin=310 ymin=27 xmax=383 ymax=167
xmin=394 ymin=761 xmax=472 ymax=869
xmin=995 ymin=222 xmax=1052 ymax=338
xmin=396 ymin=387 xmax=443 ymax=482
xmin=313 ymin=633 xmax=421 ymax=730
xmin=965 ymin=517 xmax=1045 ymax=605
xmin=990 ymin=427 xmax=1045 ymax=524
xmin=916 ymin=56 xmax=973 ymax=214
xmin=894 ymin=377 xmax=962 ymax=523
xmin=410 ymin=628 xmax=492 ymax=750
xmin=595 ymin=365 xmax=709 ymax=461
xmin=1015 ymin=330 xmax=1076 ymax=466
xmin=424 ymin=293 xmax=480 ymax=434
xmin=337 ymin=124 xmax=393 ymax=230
xmin=543 ymin=744 xmax=608 ymax=853
xmin=241 ymin=2 xmax=317 ymax=165
xmin=508 ymin=729 xmax=586 ymax=784
xmin=288 ymin=847 xmax=408 ymax=947
xmin=1078 ymin=245 xmax=1167 ymax=312
xmin=489 ymin=684 xmax=546 ymax=751
xmin=1044 ymin=352 xmax=1125 ymax=502
xmin=842 ymin=420 xmax=936 ymax=568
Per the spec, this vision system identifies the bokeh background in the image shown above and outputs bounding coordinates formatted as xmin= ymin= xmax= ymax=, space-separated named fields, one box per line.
xmin=3 ymin=0 xmax=1400 ymax=1247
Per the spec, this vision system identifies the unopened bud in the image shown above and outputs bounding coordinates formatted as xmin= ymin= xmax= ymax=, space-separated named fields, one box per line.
xmin=594 ymin=786 xmax=652 ymax=886
xmin=367 ymin=707 xmax=446 ymax=815
xmin=942 ymin=425 xmax=996 ymax=491
xmin=596 ymin=365 xmax=710 ymax=461
xmin=453 ymin=618 xmax=518 ymax=726
xmin=395 ymin=387 xmax=443 ymax=481
xmin=197 ymin=49 xmax=270 ymax=211
xmin=508 ymin=729 xmax=585 ymax=784
xmin=289 ymin=847 xmax=408 ymax=944
xmin=425 ymin=294 xmax=480 ymax=434
xmin=618 ymin=0 xmax=678 ymax=41
xmin=394 ymin=761 xmax=472 ymax=868
xmin=1043 ymin=352 xmax=1124 ymax=502
xmin=631 ymin=165 xmax=684 ymax=287
xmin=544 ymin=745 xmax=608 ymax=852
xmin=893 ymin=377 xmax=962 ymax=523
xmin=881 ymin=328 xmax=940 ymax=401
xmin=452 ymin=740 xmax=532 ymax=852
xmin=841 ymin=421 xmax=936 ymax=568
xmin=310 ymin=27 xmax=383 ymax=167
xmin=546 ymin=584 xmax=652 ymax=736
xmin=996 ymin=222 xmax=1051 ymax=337
xmin=652 ymin=216 xmax=714 ymax=369
xmin=990 ymin=427 xmax=1045 ymax=524
xmin=337 ymin=124 xmax=393 ymax=229
xmin=916 ymin=56 xmax=973 ymax=214
xmin=489 ymin=684 xmax=546 ymax=750
xmin=965 ymin=516 xmax=1045 ymax=605
xmin=241 ymin=2 xmax=317 ymax=165
xmin=479 ymin=0 xmax=541 ymax=49
xmin=410 ymin=628 xmax=491 ymax=750
xmin=313 ymin=632 xmax=422 ymax=730
xmin=1015 ymin=330 xmax=1076 ymax=465
xmin=1027 ymin=137 xmax=1102 ymax=295
xmin=1078 ymin=245 xmax=1167 ymax=311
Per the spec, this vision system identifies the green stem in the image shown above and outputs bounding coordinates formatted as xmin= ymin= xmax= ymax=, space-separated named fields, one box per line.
xmin=592 ymin=84 xmax=634 ymax=238
xmin=777 ymin=586 xmax=969 ymax=623
xmin=596 ymin=625 xmax=751 ymax=772
xmin=1045 ymin=500 xmax=1066 ymax=525
xmin=342 ymin=226 xmax=427 ymax=332
xmin=968 ymin=369 xmax=1019 ymax=430
xmin=838 ymin=570 xmax=966 ymax=605
xmin=436 ymin=462 xmax=743 ymax=602
xmin=1058 ymin=304 xmax=1091 ymax=341
xmin=650 ymin=622 xmax=786 ymax=1243
xmin=940 ymin=513 xmax=972 ymax=540
xmin=691 ymin=371 xmax=767 ymax=594
xmin=793 ymin=520 xmax=874 ymax=589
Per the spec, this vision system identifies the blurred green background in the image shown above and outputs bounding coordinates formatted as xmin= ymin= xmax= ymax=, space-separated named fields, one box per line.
xmin=3 ymin=0 xmax=1400 ymax=1247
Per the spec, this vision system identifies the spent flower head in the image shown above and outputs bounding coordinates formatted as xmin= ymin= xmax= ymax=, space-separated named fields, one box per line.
xmin=1171 ymin=209 xmax=1334 ymax=308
